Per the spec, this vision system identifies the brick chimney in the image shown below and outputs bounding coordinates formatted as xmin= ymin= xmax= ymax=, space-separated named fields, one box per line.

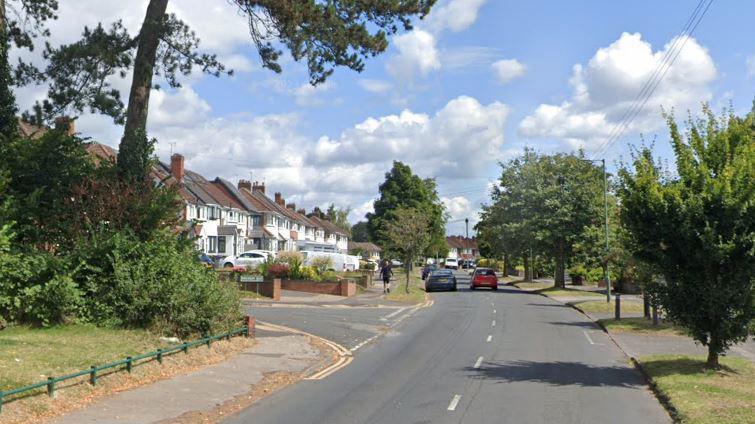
xmin=297 ymin=208 xmax=306 ymax=215
xmin=238 ymin=179 xmax=252 ymax=191
xmin=170 ymin=153 xmax=185 ymax=182
xmin=54 ymin=116 xmax=75 ymax=136
xmin=252 ymin=181 xmax=265 ymax=194
xmin=286 ymin=203 xmax=296 ymax=211
xmin=274 ymin=192 xmax=284 ymax=207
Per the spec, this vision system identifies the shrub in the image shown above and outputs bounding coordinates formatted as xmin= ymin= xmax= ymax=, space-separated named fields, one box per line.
xmin=265 ymin=262 xmax=290 ymax=279
xmin=587 ymin=267 xmax=604 ymax=283
xmin=298 ymin=265 xmax=319 ymax=281
xmin=321 ymin=270 xmax=338 ymax=282
xmin=568 ymin=263 xmax=588 ymax=279
xmin=71 ymin=229 xmax=240 ymax=336
xmin=310 ymin=256 xmax=334 ymax=274
xmin=276 ymin=251 xmax=303 ymax=278
xmin=0 ymin=225 xmax=81 ymax=326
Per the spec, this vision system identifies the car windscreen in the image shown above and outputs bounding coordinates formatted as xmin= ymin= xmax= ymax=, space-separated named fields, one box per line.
xmin=429 ymin=274 xmax=453 ymax=281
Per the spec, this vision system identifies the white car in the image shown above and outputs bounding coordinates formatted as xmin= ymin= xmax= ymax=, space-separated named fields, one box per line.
xmin=444 ymin=258 xmax=459 ymax=270
xmin=221 ymin=250 xmax=273 ymax=269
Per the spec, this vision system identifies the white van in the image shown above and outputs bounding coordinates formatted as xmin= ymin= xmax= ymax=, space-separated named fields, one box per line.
xmin=302 ymin=251 xmax=359 ymax=271
xmin=444 ymin=258 xmax=459 ymax=270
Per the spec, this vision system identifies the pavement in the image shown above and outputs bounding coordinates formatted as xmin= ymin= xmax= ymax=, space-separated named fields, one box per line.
xmin=225 ymin=270 xmax=670 ymax=424
xmin=50 ymin=332 xmax=325 ymax=424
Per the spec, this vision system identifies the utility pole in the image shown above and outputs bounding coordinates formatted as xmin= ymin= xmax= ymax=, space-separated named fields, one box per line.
xmin=602 ymin=159 xmax=612 ymax=303
xmin=465 ymin=218 xmax=469 ymax=239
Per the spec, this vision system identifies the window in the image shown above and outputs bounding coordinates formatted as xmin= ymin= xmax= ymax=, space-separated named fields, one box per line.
xmin=218 ymin=236 xmax=226 ymax=254
xmin=208 ymin=236 xmax=217 ymax=253
xmin=252 ymin=216 xmax=261 ymax=227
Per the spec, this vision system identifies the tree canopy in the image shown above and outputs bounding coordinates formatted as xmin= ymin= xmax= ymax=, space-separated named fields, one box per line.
xmin=367 ymin=161 xmax=447 ymax=259
xmin=619 ymin=104 xmax=755 ymax=368
xmin=380 ymin=206 xmax=431 ymax=293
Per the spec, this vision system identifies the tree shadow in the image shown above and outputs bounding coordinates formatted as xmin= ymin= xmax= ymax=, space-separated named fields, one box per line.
xmin=640 ymin=357 xmax=738 ymax=377
xmin=545 ymin=320 xmax=601 ymax=329
xmin=465 ymin=360 xmax=645 ymax=388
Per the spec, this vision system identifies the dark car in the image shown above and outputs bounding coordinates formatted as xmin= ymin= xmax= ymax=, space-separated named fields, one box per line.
xmin=425 ymin=269 xmax=457 ymax=292
xmin=422 ymin=264 xmax=438 ymax=280
xmin=197 ymin=253 xmax=215 ymax=269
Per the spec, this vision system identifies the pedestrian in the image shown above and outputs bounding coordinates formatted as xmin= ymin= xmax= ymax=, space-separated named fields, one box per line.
xmin=380 ymin=260 xmax=393 ymax=294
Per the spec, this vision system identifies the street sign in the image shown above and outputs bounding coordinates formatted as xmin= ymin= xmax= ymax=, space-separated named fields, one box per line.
xmin=239 ymin=274 xmax=263 ymax=283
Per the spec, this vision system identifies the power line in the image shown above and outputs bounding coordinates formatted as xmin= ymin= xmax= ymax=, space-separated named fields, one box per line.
xmin=592 ymin=0 xmax=714 ymax=158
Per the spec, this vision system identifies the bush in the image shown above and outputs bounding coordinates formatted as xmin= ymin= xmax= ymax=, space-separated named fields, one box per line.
xmin=276 ymin=251 xmax=303 ymax=279
xmin=0 ymin=225 xmax=81 ymax=326
xmin=568 ymin=263 xmax=588 ymax=279
xmin=321 ymin=270 xmax=339 ymax=282
xmin=298 ymin=265 xmax=319 ymax=281
xmin=265 ymin=263 xmax=290 ymax=279
xmin=587 ymin=267 xmax=604 ymax=283
xmin=310 ymin=256 xmax=334 ymax=274
xmin=71 ymin=229 xmax=240 ymax=336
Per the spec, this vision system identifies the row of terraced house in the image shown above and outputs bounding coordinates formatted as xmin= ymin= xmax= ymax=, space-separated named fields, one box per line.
xmin=85 ymin=141 xmax=349 ymax=261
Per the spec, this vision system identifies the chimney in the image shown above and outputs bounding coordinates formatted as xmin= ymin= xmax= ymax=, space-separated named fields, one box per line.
xmin=170 ymin=153 xmax=185 ymax=182
xmin=252 ymin=181 xmax=265 ymax=194
xmin=298 ymin=208 xmax=306 ymax=215
xmin=286 ymin=203 xmax=296 ymax=211
xmin=238 ymin=179 xmax=252 ymax=191
xmin=274 ymin=192 xmax=284 ymax=206
xmin=54 ymin=116 xmax=75 ymax=136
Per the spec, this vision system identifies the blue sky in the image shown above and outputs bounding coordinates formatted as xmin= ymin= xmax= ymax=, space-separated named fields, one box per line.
xmin=15 ymin=0 xmax=755 ymax=236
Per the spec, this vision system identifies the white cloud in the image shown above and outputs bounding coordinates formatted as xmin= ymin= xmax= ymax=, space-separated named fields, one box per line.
xmin=427 ymin=0 xmax=488 ymax=33
xmin=310 ymin=95 xmax=509 ymax=178
xmin=292 ymin=81 xmax=334 ymax=107
xmin=386 ymin=29 xmax=441 ymax=81
xmin=491 ymin=59 xmax=526 ymax=84
xmin=358 ymin=79 xmax=393 ymax=94
xmin=442 ymin=196 xmax=473 ymax=220
xmin=747 ymin=55 xmax=755 ymax=78
xmin=519 ymin=32 xmax=716 ymax=150
xmin=149 ymin=86 xmax=211 ymax=128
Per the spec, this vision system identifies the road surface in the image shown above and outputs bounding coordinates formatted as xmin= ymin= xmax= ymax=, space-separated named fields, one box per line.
xmin=227 ymin=270 xmax=669 ymax=424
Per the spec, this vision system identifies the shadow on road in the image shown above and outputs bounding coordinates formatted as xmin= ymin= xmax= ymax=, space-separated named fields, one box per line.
xmin=465 ymin=360 xmax=645 ymax=388
xmin=544 ymin=320 xmax=602 ymax=329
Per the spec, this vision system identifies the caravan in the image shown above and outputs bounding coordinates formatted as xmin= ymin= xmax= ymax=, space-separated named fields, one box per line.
xmin=302 ymin=251 xmax=360 ymax=271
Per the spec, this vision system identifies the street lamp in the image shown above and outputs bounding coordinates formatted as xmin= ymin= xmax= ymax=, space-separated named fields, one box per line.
xmin=579 ymin=158 xmax=611 ymax=303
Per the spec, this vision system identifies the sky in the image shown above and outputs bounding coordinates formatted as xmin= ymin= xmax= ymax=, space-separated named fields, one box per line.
xmin=12 ymin=0 xmax=755 ymax=236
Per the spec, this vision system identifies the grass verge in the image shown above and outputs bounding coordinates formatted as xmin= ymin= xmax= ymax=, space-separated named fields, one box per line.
xmin=535 ymin=286 xmax=604 ymax=298
xmin=640 ymin=355 xmax=755 ymax=424
xmin=385 ymin=269 xmax=426 ymax=304
xmin=238 ymin=289 xmax=272 ymax=300
xmin=571 ymin=300 xmax=645 ymax=314
xmin=511 ymin=281 xmax=553 ymax=291
xmin=0 ymin=324 xmax=253 ymax=424
xmin=598 ymin=317 xmax=685 ymax=336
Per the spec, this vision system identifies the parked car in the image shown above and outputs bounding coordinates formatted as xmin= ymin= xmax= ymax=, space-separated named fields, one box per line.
xmin=425 ymin=269 xmax=457 ymax=292
xmin=197 ymin=253 xmax=215 ymax=269
xmin=422 ymin=264 xmax=438 ymax=280
xmin=444 ymin=258 xmax=459 ymax=270
xmin=390 ymin=259 xmax=403 ymax=267
xmin=470 ymin=267 xmax=498 ymax=290
xmin=221 ymin=250 xmax=273 ymax=268
xmin=302 ymin=251 xmax=358 ymax=271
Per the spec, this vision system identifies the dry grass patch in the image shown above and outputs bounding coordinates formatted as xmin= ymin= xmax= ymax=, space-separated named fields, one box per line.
xmin=572 ymin=300 xmax=645 ymax=314
xmin=598 ymin=317 xmax=685 ymax=336
xmin=535 ymin=286 xmax=604 ymax=298
xmin=641 ymin=355 xmax=755 ymax=424
xmin=0 ymin=325 xmax=253 ymax=424
xmin=512 ymin=281 xmax=553 ymax=291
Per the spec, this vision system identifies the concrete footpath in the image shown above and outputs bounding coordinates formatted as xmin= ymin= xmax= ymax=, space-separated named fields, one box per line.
xmin=51 ymin=332 xmax=328 ymax=424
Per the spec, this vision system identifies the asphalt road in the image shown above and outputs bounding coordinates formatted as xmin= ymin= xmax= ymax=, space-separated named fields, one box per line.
xmin=227 ymin=270 xmax=669 ymax=424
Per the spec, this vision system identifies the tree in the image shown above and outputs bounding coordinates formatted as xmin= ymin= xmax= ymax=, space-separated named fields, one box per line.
xmin=31 ymin=0 xmax=436 ymax=178
xmin=380 ymin=207 xmax=430 ymax=293
xmin=325 ymin=203 xmax=351 ymax=237
xmin=351 ymin=221 xmax=370 ymax=242
xmin=368 ymin=161 xmax=446 ymax=259
xmin=619 ymin=104 xmax=755 ymax=369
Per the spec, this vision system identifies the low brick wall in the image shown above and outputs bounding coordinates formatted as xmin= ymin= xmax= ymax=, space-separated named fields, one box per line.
xmin=281 ymin=279 xmax=356 ymax=297
xmin=238 ymin=278 xmax=281 ymax=301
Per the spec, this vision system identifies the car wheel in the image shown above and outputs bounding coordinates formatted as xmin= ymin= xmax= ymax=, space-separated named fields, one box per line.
xmin=224 ymin=262 xmax=234 ymax=268
xmin=453 ymin=284 xmax=458 ymax=291
xmin=492 ymin=286 xmax=498 ymax=291
xmin=470 ymin=285 xmax=475 ymax=290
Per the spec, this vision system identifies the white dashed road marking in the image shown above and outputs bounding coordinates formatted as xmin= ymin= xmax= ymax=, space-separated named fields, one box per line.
xmin=486 ymin=335 xmax=492 ymax=342
xmin=582 ymin=330 xmax=603 ymax=345
xmin=447 ymin=395 xmax=462 ymax=411
xmin=491 ymin=320 xmax=496 ymax=327
xmin=474 ymin=356 xmax=484 ymax=369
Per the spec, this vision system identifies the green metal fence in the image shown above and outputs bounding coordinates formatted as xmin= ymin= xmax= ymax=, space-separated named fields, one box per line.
xmin=0 ymin=326 xmax=248 ymax=413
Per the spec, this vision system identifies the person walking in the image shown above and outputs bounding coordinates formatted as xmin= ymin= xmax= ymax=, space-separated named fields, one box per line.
xmin=380 ymin=260 xmax=393 ymax=294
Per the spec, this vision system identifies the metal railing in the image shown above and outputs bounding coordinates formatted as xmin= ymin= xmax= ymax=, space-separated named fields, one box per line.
xmin=0 ymin=326 xmax=249 ymax=413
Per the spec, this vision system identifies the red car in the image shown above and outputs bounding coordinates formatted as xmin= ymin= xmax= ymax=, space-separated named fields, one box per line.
xmin=471 ymin=268 xmax=498 ymax=290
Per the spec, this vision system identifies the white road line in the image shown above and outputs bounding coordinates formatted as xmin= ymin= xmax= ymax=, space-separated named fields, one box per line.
xmin=447 ymin=394 xmax=462 ymax=411
xmin=493 ymin=309 xmax=497 ymax=314
xmin=491 ymin=320 xmax=496 ymax=327
xmin=380 ymin=307 xmax=407 ymax=321
xmin=350 ymin=334 xmax=380 ymax=352
xmin=473 ymin=356 xmax=484 ymax=369
xmin=486 ymin=335 xmax=492 ymax=342
xmin=582 ymin=330 xmax=596 ymax=345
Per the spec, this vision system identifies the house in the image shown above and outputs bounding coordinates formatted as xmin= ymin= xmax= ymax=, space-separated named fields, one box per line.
xmin=307 ymin=214 xmax=348 ymax=253
xmin=348 ymin=241 xmax=382 ymax=263
xmin=446 ymin=236 xmax=479 ymax=261
xmin=236 ymin=181 xmax=299 ymax=253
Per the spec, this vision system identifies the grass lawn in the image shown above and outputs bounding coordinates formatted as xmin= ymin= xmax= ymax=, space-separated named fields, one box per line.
xmin=238 ymin=289 xmax=272 ymax=300
xmin=641 ymin=355 xmax=755 ymax=424
xmin=385 ymin=270 xmax=426 ymax=304
xmin=535 ymin=286 xmax=604 ymax=298
xmin=571 ymin=300 xmax=645 ymax=314
xmin=512 ymin=281 xmax=553 ymax=291
xmin=0 ymin=324 xmax=169 ymax=391
xmin=598 ymin=317 xmax=686 ymax=336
